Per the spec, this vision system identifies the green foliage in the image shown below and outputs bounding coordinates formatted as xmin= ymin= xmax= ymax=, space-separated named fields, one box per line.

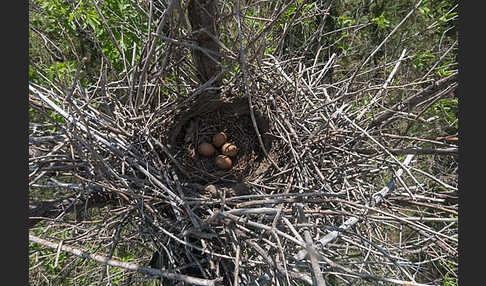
xmin=412 ymin=52 xmax=436 ymax=70
xmin=404 ymin=96 xmax=458 ymax=138
xmin=30 ymin=0 xmax=147 ymax=85
xmin=29 ymin=226 xmax=70 ymax=275
xmin=443 ymin=275 xmax=457 ymax=286
xmin=433 ymin=98 xmax=458 ymax=128
xmin=418 ymin=4 xmax=432 ymax=19
xmin=436 ymin=61 xmax=455 ymax=77
xmin=29 ymin=65 xmax=41 ymax=85
xmin=48 ymin=61 xmax=77 ymax=83
xmin=279 ymin=0 xmax=315 ymax=21
xmin=260 ymin=0 xmax=323 ymax=57
xmin=336 ymin=15 xmax=355 ymax=28
xmin=282 ymin=0 xmax=311 ymax=22
xmin=371 ymin=13 xmax=390 ymax=29
xmin=281 ymin=1 xmax=298 ymax=22
xmin=418 ymin=0 xmax=458 ymax=35
xmin=334 ymin=15 xmax=356 ymax=55
xmin=29 ymin=213 xmax=133 ymax=285
xmin=440 ymin=259 xmax=458 ymax=286
xmin=264 ymin=37 xmax=276 ymax=54
xmin=439 ymin=10 xmax=457 ymax=23
xmin=29 ymin=245 xmax=68 ymax=274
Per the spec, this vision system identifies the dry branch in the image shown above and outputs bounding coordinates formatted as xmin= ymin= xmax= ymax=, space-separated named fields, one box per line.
xmin=29 ymin=0 xmax=458 ymax=284
xmin=29 ymin=234 xmax=222 ymax=286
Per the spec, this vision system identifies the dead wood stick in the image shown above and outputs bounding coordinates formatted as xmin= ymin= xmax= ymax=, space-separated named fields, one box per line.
xmin=356 ymin=48 xmax=407 ymax=121
xmin=29 ymin=234 xmax=221 ymax=286
xmin=369 ymin=73 xmax=456 ymax=128
xmin=317 ymin=254 xmax=434 ymax=286
xmin=296 ymin=204 xmax=326 ymax=286
xmin=352 ymin=147 xmax=458 ymax=155
xmin=31 ymin=85 xmax=183 ymax=204
xmin=29 ymin=193 xmax=111 ymax=228
xmin=247 ymin=240 xmax=313 ymax=285
xmin=294 ymin=155 xmax=415 ymax=261
xmin=134 ymin=0 xmax=176 ymax=108
xmin=235 ymin=0 xmax=281 ymax=172
xmin=340 ymin=0 xmax=424 ymax=97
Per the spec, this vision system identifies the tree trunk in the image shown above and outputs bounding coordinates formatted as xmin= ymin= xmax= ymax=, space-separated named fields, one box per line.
xmin=168 ymin=0 xmax=225 ymax=145
xmin=187 ymin=0 xmax=222 ymax=87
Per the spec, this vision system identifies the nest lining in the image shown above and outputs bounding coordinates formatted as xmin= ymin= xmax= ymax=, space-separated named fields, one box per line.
xmin=172 ymin=104 xmax=272 ymax=184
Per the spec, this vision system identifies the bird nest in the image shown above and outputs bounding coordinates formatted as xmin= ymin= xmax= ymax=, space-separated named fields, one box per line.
xmin=167 ymin=97 xmax=274 ymax=186
xmin=29 ymin=56 xmax=458 ymax=285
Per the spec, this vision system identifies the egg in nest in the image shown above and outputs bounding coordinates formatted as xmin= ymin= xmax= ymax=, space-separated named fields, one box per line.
xmin=215 ymin=155 xmax=232 ymax=170
xmin=212 ymin=132 xmax=227 ymax=148
xmin=198 ymin=142 xmax=215 ymax=157
xmin=221 ymin=142 xmax=237 ymax=157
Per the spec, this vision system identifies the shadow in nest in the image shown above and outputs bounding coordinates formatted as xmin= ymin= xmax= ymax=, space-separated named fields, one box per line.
xmin=171 ymin=98 xmax=273 ymax=185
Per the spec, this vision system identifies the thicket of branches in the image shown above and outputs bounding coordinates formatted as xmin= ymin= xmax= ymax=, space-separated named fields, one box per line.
xmin=29 ymin=0 xmax=458 ymax=285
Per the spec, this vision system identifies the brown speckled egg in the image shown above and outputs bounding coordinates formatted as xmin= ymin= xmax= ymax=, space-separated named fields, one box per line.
xmin=215 ymin=155 xmax=232 ymax=170
xmin=212 ymin=132 xmax=227 ymax=148
xmin=198 ymin=142 xmax=215 ymax=157
xmin=221 ymin=142 xmax=238 ymax=157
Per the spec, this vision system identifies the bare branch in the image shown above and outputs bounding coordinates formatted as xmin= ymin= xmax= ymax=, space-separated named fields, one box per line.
xmin=29 ymin=234 xmax=222 ymax=286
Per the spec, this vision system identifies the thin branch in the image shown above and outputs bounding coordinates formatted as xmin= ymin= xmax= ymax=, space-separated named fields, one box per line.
xmin=29 ymin=234 xmax=222 ymax=286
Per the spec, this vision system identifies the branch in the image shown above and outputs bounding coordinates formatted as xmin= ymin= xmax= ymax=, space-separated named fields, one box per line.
xmin=296 ymin=204 xmax=326 ymax=286
xmin=356 ymin=48 xmax=407 ymax=120
xmin=247 ymin=240 xmax=313 ymax=285
xmin=352 ymin=147 xmax=458 ymax=155
xmin=29 ymin=85 xmax=184 ymax=205
xmin=29 ymin=193 xmax=110 ymax=228
xmin=340 ymin=0 xmax=424 ymax=97
xmin=369 ymin=73 xmax=457 ymax=128
xmin=235 ymin=0 xmax=281 ymax=172
xmin=29 ymin=234 xmax=222 ymax=286
xmin=133 ymin=0 xmax=177 ymax=108
xmin=294 ymin=155 xmax=415 ymax=261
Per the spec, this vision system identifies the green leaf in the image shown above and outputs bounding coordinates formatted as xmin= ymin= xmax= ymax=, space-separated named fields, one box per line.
xmin=337 ymin=15 xmax=355 ymax=28
xmin=439 ymin=12 xmax=457 ymax=23
xmin=371 ymin=13 xmax=390 ymax=29
xmin=86 ymin=14 xmax=101 ymax=32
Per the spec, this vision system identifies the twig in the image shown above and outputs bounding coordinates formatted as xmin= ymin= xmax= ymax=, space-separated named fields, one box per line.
xmin=343 ymin=115 xmax=421 ymax=199
xmin=29 ymin=234 xmax=222 ymax=286
xmin=247 ymin=240 xmax=313 ymax=285
xmin=369 ymin=73 xmax=457 ymax=128
xmin=90 ymin=0 xmax=127 ymax=70
xmin=235 ymin=0 xmax=281 ymax=172
xmin=133 ymin=0 xmax=177 ymax=108
xmin=352 ymin=147 xmax=458 ymax=156
xmin=30 ymin=85 xmax=184 ymax=204
xmin=297 ymin=204 xmax=326 ymax=286
xmin=356 ymin=48 xmax=407 ymax=121
xmin=340 ymin=0 xmax=424 ymax=96
xmin=295 ymin=155 xmax=415 ymax=260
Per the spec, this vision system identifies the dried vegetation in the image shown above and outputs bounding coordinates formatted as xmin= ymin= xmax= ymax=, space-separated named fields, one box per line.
xmin=29 ymin=0 xmax=458 ymax=285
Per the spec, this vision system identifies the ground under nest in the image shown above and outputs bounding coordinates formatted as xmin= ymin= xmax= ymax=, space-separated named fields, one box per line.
xmin=172 ymin=105 xmax=273 ymax=184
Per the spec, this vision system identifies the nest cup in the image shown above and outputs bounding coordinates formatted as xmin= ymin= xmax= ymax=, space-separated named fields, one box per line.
xmin=171 ymin=98 xmax=273 ymax=184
